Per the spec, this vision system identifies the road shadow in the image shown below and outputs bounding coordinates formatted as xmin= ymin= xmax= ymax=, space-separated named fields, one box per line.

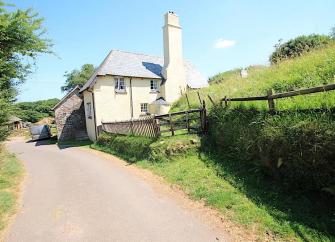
xmin=27 ymin=136 xmax=92 ymax=150
xmin=56 ymin=140 xmax=93 ymax=150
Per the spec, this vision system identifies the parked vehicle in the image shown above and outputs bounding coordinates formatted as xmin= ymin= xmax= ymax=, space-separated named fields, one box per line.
xmin=29 ymin=125 xmax=51 ymax=141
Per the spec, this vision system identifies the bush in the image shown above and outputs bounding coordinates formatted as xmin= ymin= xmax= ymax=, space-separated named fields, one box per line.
xmin=95 ymin=132 xmax=200 ymax=163
xmin=95 ymin=132 xmax=155 ymax=162
xmin=149 ymin=135 xmax=200 ymax=162
xmin=206 ymin=106 xmax=335 ymax=193
xmin=270 ymin=34 xmax=332 ymax=64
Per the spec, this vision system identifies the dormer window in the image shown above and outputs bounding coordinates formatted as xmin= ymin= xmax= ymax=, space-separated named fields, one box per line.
xmin=115 ymin=77 xmax=126 ymax=93
xmin=150 ymin=80 xmax=159 ymax=92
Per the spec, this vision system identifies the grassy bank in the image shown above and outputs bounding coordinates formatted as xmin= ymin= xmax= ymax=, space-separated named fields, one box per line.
xmin=173 ymin=43 xmax=335 ymax=112
xmin=91 ymin=133 xmax=335 ymax=241
xmin=0 ymin=145 xmax=23 ymax=235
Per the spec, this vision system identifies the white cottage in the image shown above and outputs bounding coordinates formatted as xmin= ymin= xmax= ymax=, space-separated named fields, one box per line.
xmin=79 ymin=12 xmax=207 ymax=141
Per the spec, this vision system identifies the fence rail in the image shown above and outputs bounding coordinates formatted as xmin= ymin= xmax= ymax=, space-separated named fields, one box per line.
xmin=219 ymin=83 xmax=335 ymax=112
xmin=101 ymin=104 xmax=207 ymax=138
xmin=102 ymin=116 xmax=159 ymax=138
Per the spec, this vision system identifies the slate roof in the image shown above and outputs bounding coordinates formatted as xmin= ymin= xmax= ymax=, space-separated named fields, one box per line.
xmin=80 ymin=50 xmax=207 ymax=92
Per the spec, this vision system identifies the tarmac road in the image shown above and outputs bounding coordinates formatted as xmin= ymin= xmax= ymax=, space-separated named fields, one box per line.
xmin=5 ymin=138 xmax=226 ymax=242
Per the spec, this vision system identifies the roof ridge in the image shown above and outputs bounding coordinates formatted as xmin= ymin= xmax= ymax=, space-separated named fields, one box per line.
xmin=110 ymin=49 xmax=163 ymax=59
xmin=52 ymin=85 xmax=80 ymax=110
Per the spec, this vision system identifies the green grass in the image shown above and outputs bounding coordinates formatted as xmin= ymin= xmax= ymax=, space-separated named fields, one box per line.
xmin=0 ymin=146 xmax=23 ymax=232
xmin=136 ymin=151 xmax=334 ymax=242
xmin=172 ymin=43 xmax=335 ymax=112
xmin=36 ymin=137 xmax=93 ymax=149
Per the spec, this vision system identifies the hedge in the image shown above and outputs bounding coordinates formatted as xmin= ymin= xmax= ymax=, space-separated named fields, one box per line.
xmin=206 ymin=106 xmax=335 ymax=193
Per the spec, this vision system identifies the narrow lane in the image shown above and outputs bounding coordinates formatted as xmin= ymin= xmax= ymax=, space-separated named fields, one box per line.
xmin=5 ymin=138 xmax=225 ymax=242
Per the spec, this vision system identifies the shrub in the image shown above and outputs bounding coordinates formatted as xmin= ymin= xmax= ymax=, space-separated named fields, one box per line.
xmin=95 ymin=132 xmax=200 ymax=163
xmin=270 ymin=34 xmax=332 ymax=64
xmin=95 ymin=132 xmax=155 ymax=162
xmin=149 ymin=136 xmax=200 ymax=162
xmin=206 ymin=106 xmax=335 ymax=193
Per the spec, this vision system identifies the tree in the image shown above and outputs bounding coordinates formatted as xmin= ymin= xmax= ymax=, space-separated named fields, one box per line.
xmin=15 ymin=98 xmax=59 ymax=123
xmin=61 ymin=64 xmax=95 ymax=92
xmin=0 ymin=1 xmax=51 ymax=140
xmin=269 ymin=34 xmax=332 ymax=64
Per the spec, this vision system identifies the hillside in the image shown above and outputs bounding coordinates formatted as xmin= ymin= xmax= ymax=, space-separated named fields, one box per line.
xmin=15 ymin=98 xmax=59 ymax=123
xmin=172 ymin=43 xmax=335 ymax=111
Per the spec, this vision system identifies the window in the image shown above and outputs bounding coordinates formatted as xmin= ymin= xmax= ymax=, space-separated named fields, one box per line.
xmin=140 ymin=103 xmax=148 ymax=113
xmin=86 ymin=103 xmax=92 ymax=119
xmin=150 ymin=80 xmax=159 ymax=92
xmin=114 ymin=77 xmax=126 ymax=92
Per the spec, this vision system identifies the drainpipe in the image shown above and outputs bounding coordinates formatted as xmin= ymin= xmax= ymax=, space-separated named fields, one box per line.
xmin=88 ymin=89 xmax=98 ymax=140
xmin=129 ymin=77 xmax=134 ymax=119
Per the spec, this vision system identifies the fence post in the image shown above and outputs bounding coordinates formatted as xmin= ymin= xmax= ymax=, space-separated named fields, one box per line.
xmin=208 ymin=95 xmax=215 ymax=105
xmin=186 ymin=111 xmax=190 ymax=134
xmin=169 ymin=113 xmax=175 ymax=136
xmin=197 ymin=91 xmax=202 ymax=106
xmin=202 ymin=100 xmax=207 ymax=133
xmin=185 ymin=93 xmax=191 ymax=108
xmin=153 ymin=116 xmax=161 ymax=137
xmin=130 ymin=119 xmax=134 ymax=135
xmin=224 ymin=96 xmax=228 ymax=107
xmin=267 ymin=89 xmax=275 ymax=113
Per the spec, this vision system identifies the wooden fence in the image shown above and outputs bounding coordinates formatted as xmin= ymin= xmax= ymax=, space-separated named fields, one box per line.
xmin=101 ymin=116 xmax=160 ymax=138
xmin=154 ymin=105 xmax=207 ymax=136
xmin=218 ymin=83 xmax=335 ymax=112
xmin=101 ymin=104 xmax=207 ymax=138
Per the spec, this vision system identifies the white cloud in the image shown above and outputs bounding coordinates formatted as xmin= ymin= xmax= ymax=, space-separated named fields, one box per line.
xmin=214 ymin=39 xmax=236 ymax=49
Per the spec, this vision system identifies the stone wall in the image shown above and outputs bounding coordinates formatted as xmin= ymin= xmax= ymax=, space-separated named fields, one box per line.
xmin=54 ymin=89 xmax=87 ymax=141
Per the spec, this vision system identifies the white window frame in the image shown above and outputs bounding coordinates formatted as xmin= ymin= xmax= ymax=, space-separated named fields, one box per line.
xmin=140 ymin=103 xmax=148 ymax=113
xmin=114 ymin=77 xmax=126 ymax=92
xmin=150 ymin=80 xmax=159 ymax=92
xmin=86 ymin=102 xmax=92 ymax=119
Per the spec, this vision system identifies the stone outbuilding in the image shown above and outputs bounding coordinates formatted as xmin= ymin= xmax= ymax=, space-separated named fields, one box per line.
xmin=8 ymin=116 xmax=23 ymax=130
xmin=52 ymin=86 xmax=88 ymax=141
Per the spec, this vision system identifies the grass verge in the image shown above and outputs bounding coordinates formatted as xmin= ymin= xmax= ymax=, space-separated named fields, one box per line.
xmin=0 ymin=145 xmax=23 ymax=236
xmin=91 ymin=134 xmax=335 ymax=241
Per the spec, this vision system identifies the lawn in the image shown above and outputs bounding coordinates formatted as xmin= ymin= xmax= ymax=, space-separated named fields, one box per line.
xmin=0 ymin=145 xmax=23 ymax=237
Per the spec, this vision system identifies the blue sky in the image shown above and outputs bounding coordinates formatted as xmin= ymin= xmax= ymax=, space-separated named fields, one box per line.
xmin=13 ymin=0 xmax=335 ymax=102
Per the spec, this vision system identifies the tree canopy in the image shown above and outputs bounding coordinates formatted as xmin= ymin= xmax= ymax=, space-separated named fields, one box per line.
xmin=61 ymin=64 xmax=95 ymax=92
xmin=269 ymin=34 xmax=332 ymax=64
xmin=15 ymin=98 xmax=59 ymax=123
xmin=0 ymin=1 xmax=51 ymax=140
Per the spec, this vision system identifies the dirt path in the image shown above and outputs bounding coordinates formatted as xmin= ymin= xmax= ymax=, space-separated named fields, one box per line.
xmin=4 ymin=138 xmax=228 ymax=242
